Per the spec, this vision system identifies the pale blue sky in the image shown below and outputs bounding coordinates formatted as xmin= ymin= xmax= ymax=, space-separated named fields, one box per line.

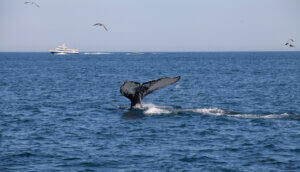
xmin=0 ymin=0 xmax=299 ymax=52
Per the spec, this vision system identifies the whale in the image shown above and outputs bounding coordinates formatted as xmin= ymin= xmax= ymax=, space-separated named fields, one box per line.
xmin=120 ymin=76 xmax=181 ymax=109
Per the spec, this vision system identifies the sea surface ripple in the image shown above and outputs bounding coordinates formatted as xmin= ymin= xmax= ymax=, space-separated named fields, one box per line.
xmin=0 ymin=52 xmax=299 ymax=171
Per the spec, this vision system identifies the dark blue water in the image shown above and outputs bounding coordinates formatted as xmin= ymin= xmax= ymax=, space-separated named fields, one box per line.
xmin=0 ymin=52 xmax=299 ymax=171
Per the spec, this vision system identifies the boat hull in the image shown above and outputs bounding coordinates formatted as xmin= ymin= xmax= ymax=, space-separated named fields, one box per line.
xmin=50 ymin=52 xmax=79 ymax=55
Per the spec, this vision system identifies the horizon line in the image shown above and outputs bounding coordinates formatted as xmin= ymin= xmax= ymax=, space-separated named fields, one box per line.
xmin=0 ymin=50 xmax=300 ymax=53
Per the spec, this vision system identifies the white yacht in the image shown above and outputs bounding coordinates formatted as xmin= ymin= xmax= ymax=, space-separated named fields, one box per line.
xmin=48 ymin=44 xmax=79 ymax=54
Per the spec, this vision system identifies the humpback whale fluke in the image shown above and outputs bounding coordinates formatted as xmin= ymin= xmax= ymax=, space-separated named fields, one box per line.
xmin=120 ymin=76 xmax=181 ymax=109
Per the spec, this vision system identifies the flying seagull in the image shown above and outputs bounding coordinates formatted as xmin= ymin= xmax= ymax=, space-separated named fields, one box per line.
xmin=93 ymin=23 xmax=108 ymax=31
xmin=285 ymin=38 xmax=294 ymax=46
xmin=24 ymin=1 xmax=40 ymax=7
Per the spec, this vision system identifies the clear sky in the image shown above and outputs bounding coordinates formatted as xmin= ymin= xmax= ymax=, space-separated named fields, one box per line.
xmin=0 ymin=0 xmax=299 ymax=52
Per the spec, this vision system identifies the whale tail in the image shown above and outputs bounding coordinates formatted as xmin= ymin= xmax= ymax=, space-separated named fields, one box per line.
xmin=120 ymin=76 xmax=181 ymax=109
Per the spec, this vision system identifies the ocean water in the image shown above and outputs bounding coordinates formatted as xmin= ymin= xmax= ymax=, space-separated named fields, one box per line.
xmin=0 ymin=52 xmax=299 ymax=171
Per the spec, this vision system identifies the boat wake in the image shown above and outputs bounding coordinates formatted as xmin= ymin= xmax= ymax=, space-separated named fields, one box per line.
xmin=117 ymin=103 xmax=297 ymax=120
xmin=83 ymin=52 xmax=111 ymax=55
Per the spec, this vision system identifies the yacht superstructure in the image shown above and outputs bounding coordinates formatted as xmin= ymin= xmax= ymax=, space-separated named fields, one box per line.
xmin=48 ymin=44 xmax=79 ymax=54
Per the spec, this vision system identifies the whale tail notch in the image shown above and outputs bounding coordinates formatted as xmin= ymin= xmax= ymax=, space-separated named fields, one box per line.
xmin=120 ymin=76 xmax=181 ymax=109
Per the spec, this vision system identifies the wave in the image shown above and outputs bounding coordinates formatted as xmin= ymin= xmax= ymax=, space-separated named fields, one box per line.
xmin=117 ymin=103 xmax=296 ymax=120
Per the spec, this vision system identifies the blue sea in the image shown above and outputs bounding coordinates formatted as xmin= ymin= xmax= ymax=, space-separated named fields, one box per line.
xmin=0 ymin=52 xmax=299 ymax=171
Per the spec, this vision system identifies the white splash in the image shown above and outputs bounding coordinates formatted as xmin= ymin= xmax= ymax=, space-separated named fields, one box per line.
xmin=143 ymin=103 xmax=172 ymax=115
xmin=175 ymin=85 xmax=180 ymax=89
xmin=185 ymin=108 xmax=226 ymax=116
xmin=229 ymin=113 xmax=289 ymax=119
xmin=182 ymin=108 xmax=290 ymax=119
xmin=117 ymin=104 xmax=291 ymax=119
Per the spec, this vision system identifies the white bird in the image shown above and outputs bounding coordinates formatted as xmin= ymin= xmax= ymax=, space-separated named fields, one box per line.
xmin=285 ymin=38 xmax=294 ymax=46
xmin=24 ymin=1 xmax=40 ymax=7
xmin=93 ymin=23 xmax=108 ymax=31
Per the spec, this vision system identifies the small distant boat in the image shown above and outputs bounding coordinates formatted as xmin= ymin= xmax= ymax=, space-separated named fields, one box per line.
xmin=48 ymin=44 xmax=79 ymax=54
